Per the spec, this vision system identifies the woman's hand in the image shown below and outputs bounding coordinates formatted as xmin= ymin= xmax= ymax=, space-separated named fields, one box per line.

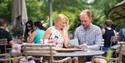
xmin=64 ymin=42 xmax=72 ymax=48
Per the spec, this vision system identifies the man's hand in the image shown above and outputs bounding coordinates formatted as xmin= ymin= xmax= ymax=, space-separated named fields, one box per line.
xmin=77 ymin=44 xmax=87 ymax=50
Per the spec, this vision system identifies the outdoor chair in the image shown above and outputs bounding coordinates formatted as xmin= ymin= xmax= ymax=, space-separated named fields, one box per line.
xmin=0 ymin=39 xmax=15 ymax=63
xmin=0 ymin=39 xmax=8 ymax=53
xmin=92 ymin=42 xmax=125 ymax=63
xmin=22 ymin=43 xmax=72 ymax=63
xmin=0 ymin=39 xmax=21 ymax=63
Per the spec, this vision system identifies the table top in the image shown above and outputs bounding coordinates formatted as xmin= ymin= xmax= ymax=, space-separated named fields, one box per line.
xmin=54 ymin=50 xmax=104 ymax=57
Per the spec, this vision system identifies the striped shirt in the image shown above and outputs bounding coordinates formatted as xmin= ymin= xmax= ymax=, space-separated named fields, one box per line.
xmin=74 ymin=24 xmax=102 ymax=50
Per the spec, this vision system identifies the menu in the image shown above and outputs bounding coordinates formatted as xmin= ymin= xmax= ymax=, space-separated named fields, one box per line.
xmin=55 ymin=48 xmax=82 ymax=52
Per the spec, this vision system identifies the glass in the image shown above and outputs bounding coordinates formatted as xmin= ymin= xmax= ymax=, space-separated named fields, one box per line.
xmin=70 ymin=38 xmax=79 ymax=47
xmin=43 ymin=39 xmax=48 ymax=45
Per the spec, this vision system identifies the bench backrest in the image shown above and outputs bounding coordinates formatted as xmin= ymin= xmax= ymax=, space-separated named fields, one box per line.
xmin=22 ymin=43 xmax=55 ymax=62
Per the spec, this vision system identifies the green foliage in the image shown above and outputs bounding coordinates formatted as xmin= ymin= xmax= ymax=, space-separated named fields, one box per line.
xmin=26 ymin=0 xmax=43 ymax=22
xmin=0 ymin=0 xmax=123 ymax=34
xmin=0 ymin=0 xmax=12 ymax=23
xmin=51 ymin=0 xmax=122 ymax=34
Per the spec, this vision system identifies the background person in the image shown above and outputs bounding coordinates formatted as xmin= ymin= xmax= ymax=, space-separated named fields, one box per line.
xmin=24 ymin=20 xmax=34 ymax=42
xmin=27 ymin=21 xmax=45 ymax=44
xmin=119 ymin=28 xmax=125 ymax=41
xmin=0 ymin=18 xmax=21 ymax=63
xmin=0 ymin=18 xmax=13 ymax=53
xmin=102 ymin=19 xmax=117 ymax=51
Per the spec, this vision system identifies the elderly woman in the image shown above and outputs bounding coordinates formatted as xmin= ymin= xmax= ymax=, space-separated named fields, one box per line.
xmin=43 ymin=14 xmax=70 ymax=48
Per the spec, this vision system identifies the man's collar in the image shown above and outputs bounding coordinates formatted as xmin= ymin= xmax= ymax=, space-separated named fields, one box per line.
xmin=82 ymin=23 xmax=93 ymax=30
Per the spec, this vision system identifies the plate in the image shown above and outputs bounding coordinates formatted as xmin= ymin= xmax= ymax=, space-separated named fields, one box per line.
xmin=55 ymin=48 xmax=82 ymax=52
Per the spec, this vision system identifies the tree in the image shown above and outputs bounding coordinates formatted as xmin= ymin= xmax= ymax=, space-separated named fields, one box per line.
xmin=0 ymin=0 xmax=12 ymax=23
xmin=0 ymin=0 xmax=122 ymax=34
xmin=26 ymin=0 xmax=43 ymax=22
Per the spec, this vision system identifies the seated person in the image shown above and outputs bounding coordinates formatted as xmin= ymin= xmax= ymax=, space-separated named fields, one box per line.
xmin=0 ymin=18 xmax=13 ymax=54
xmin=24 ymin=20 xmax=34 ymax=42
xmin=74 ymin=9 xmax=102 ymax=62
xmin=27 ymin=22 xmax=45 ymax=44
xmin=43 ymin=14 xmax=70 ymax=48
xmin=119 ymin=28 xmax=125 ymax=41
xmin=43 ymin=14 xmax=78 ymax=63
xmin=0 ymin=18 xmax=20 ymax=63
xmin=74 ymin=9 xmax=102 ymax=50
